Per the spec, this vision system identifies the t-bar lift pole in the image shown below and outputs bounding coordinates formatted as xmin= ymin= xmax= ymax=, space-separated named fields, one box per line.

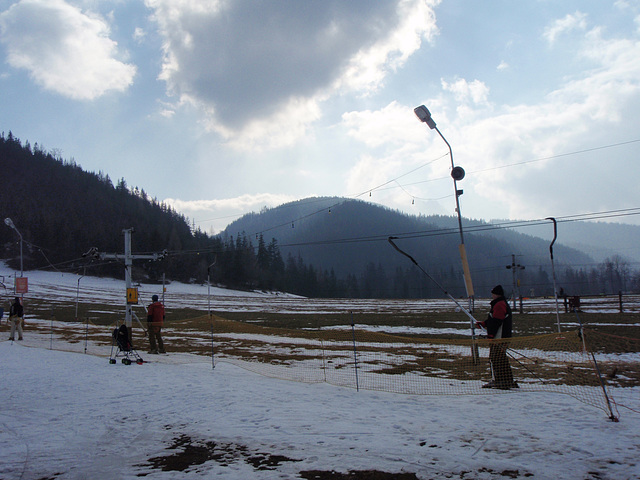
xmin=97 ymin=228 xmax=166 ymax=337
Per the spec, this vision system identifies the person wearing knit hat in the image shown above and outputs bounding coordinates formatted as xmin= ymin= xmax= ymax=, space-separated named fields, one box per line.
xmin=476 ymin=285 xmax=517 ymax=389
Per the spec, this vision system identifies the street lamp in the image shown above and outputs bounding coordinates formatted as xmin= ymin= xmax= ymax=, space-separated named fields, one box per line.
xmin=414 ymin=106 xmax=478 ymax=363
xmin=413 ymin=106 xmax=474 ymax=300
xmin=4 ymin=217 xmax=23 ymax=278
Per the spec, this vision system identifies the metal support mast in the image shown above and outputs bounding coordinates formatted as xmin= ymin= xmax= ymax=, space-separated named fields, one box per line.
xmin=94 ymin=228 xmax=166 ymax=335
xmin=546 ymin=217 xmax=562 ymax=332
xmin=413 ymin=106 xmax=474 ymax=304
xmin=506 ymin=254 xmax=525 ymax=313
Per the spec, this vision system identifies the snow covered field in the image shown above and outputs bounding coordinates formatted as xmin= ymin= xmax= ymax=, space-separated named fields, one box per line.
xmin=1 ymin=265 xmax=639 ymax=479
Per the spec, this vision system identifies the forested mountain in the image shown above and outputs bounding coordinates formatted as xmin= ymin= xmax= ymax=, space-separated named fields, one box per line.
xmin=222 ymin=197 xmax=640 ymax=298
xmin=2 ymin=132 xmax=639 ymax=299
xmin=0 ymin=132 xmax=215 ymax=283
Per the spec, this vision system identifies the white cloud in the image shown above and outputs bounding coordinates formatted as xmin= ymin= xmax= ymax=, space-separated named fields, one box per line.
xmin=340 ymin=17 xmax=640 ymax=223
xmin=210 ymin=96 xmax=323 ymax=153
xmin=342 ymin=101 xmax=421 ymax=149
xmin=340 ymin=100 xmax=454 ymax=216
xmin=165 ymin=193 xmax=297 ymax=214
xmin=145 ymin=0 xmax=439 ymax=150
xmin=164 ymin=192 xmax=298 ymax=232
xmin=442 ymin=78 xmax=490 ymax=106
xmin=543 ymin=11 xmax=588 ymax=45
xmin=461 ymin=30 xmax=640 ymax=219
xmin=334 ymin=0 xmax=439 ymax=94
xmin=0 ymin=0 xmax=136 ymax=100
xmin=133 ymin=27 xmax=146 ymax=42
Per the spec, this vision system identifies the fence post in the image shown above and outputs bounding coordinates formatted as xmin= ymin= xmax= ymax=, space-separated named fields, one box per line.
xmin=84 ymin=316 xmax=89 ymax=354
xmin=619 ymin=291 xmax=623 ymax=313
xmin=211 ymin=321 xmax=215 ymax=370
xmin=350 ymin=311 xmax=359 ymax=392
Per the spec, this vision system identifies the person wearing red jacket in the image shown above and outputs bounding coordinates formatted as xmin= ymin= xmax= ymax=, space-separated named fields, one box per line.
xmin=147 ymin=295 xmax=165 ymax=354
xmin=476 ymin=285 xmax=517 ymax=389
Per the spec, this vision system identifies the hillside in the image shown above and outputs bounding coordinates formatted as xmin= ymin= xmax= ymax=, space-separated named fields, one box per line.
xmin=223 ymin=197 xmax=611 ymax=297
xmin=0 ymin=132 xmax=217 ymax=283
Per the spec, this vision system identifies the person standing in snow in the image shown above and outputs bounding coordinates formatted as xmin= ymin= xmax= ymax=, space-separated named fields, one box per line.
xmin=147 ymin=294 xmax=165 ymax=354
xmin=8 ymin=297 xmax=24 ymax=341
xmin=476 ymin=285 xmax=517 ymax=389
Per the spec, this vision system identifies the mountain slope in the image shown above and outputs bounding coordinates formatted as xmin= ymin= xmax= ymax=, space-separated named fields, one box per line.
xmin=0 ymin=132 xmax=216 ymax=282
xmin=222 ymin=197 xmax=606 ymax=297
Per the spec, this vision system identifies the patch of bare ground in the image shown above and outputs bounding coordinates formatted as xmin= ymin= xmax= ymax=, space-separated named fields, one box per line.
xmin=134 ymin=433 xmax=424 ymax=479
xmin=134 ymin=433 xmax=537 ymax=479
xmin=135 ymin=434 xmax=299 ymax=475
xmin=299 ymin=470 xmax=419 ymax=479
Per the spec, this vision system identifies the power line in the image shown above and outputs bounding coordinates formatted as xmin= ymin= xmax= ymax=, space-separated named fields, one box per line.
xmin=200 ymin=137 xmax=640 ymax=239
xmin=380 ymin=138 xmax=640 ymax=192
xmin=260 ymin=207 xmax=640 ymax=251
xmin=30 ymin=207 xmax=640 ymax=276
xmin=468 ymin=138 xmax=640 ymax=175
xmin=179 ymin=207 xmax=640 ymax=256
xmin=193 ymin=154 xmax=450 ymax=230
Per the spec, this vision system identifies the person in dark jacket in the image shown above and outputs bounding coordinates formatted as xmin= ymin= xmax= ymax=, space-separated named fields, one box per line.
xmin=9 ymin=297 xmax=24 ymax=341
xmin=147 ymin=295 xmax=165 ymax=354
xmin=476 ymin=285 xmax=517 ymax=389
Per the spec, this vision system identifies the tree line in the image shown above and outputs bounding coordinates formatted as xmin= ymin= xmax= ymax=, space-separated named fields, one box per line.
xmin=210 ymin=237 xmax=639 ymax=298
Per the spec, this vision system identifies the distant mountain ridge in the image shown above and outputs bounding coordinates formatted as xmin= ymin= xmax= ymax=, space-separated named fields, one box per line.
xmin=226 ymin=197 xmax=640 ymax=262
xmin=222 ymin=197 xmax=639 ymax=297
xmin=511 ymin=219 xmax=640 ymax=264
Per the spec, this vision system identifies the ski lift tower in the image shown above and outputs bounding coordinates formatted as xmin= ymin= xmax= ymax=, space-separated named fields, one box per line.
xmin=93 ymin=228 xmax=166 ymax=338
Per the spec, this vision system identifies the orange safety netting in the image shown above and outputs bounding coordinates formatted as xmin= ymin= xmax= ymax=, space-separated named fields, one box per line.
xmin=166 ymin=314 xmax=638 ymax=420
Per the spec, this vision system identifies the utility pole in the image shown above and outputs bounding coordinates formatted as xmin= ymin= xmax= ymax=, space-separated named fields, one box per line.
xmin=506 ymin=254 xmax=525 ymax=313
xmin=413 ymin=106 xmax=474 ymax=304
xmin=90 ymin=228 xmax=166 ymax=340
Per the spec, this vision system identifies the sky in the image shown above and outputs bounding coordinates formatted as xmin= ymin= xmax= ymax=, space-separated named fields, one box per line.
xmin=1 ymin=1 xmax=640 ymax=235
xmin=1 ymin=264 xmax=639 ymax=478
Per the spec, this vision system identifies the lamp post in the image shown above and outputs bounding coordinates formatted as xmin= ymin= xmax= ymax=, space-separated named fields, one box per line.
xmin=413 ymin=106 xmax=474 ymax=300
xmin=4 ymin=217 xmax=23 ymax=290
xmin=414 ymin=106 xmax=478 ymax=363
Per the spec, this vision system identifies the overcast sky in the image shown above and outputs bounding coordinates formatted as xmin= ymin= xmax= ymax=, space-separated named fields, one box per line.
xmin=1 ymin=0 xmax=639 ymax=234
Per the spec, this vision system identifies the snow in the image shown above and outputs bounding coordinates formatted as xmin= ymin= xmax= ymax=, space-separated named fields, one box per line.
xmin=1 ymin=265 xmax=639 ymax=479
